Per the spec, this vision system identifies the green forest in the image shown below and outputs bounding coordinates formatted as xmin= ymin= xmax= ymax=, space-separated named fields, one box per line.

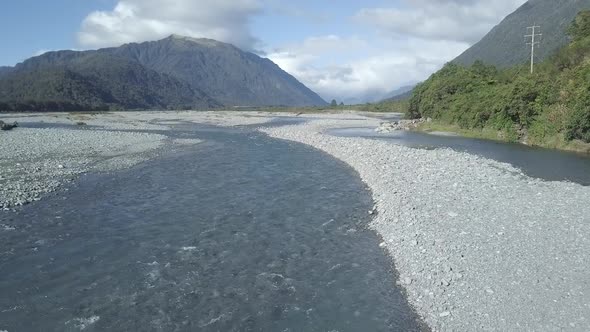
xmin=407 ymin=11 xmax=590 ymax=151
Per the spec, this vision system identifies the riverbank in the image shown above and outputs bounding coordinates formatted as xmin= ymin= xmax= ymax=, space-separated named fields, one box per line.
xmin=261 ymin=116 xmax=590 ymax=332
xmin=414 ymin=120 xmax=590 ymax=155
xmin=342 ymin=105 xmax=590 ymax=154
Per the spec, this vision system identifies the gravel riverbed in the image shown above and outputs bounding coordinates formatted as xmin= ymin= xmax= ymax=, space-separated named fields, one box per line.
xmin=2 ymin=111 xmax=588 ymax=331
xmin=0 ymin=128 xmax=165 ymax=210
xmin=261 ymin=118 xmax=590 ymax=332
xmin=0 ymin=111 xmax=274 ymax=211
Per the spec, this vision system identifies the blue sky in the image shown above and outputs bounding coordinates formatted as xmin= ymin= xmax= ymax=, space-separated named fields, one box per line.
xmin=0 ymin=1 xmax=115 ymax=66
xmin=0 ymin=0 xmax=374 ymax=66
xmin=0 ymin=0 xmax=526 ymax=101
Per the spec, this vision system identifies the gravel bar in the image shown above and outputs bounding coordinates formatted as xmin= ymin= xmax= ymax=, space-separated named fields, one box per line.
xmin=261 ymin=118 xmax=590 ymax=332
xmin=0 ymin=127 xmax=165 ymax=210
xmin=0 ymin=111 xmax=273 ymax=211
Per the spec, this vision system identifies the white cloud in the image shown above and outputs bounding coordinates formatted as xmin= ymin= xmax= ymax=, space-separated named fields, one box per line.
xmin=267 ymin=0 xmax=528 ymax=102
xmin=265 ymin=0 xmax=327 ymax=23
xmin=78 ymin=0 xmax=262 ymax=49
xmin=268 ymin=36 xmax=468 ymax=103
xmin=354 ymin=0 xmax=527 ymax=43
xmin=34 ymin=49 xmax=51 ymax=57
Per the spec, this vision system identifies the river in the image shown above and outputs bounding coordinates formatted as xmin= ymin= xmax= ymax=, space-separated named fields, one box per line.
xmin=0 ymin=123 xmax=425 ymax=331
xmin=326 ymin=116 xmax=590 ymax=186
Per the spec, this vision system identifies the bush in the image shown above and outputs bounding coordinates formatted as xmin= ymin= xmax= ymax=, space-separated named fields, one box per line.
xmin=406 ymin=10 xmax=590 ymax=145
xmin=565 ymin=107 xmax=590 ymax=142
xmin=568 ymin=10 xmax=590 ymax=42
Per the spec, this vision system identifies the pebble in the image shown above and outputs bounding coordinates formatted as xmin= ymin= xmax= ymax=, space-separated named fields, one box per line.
xmin=6 ymin=112 xmax=586 ymax=332
xmin=263 ymin=116 xmax=590 ymax=332
xmin=0 ymin=121 xmax=166 ymax=210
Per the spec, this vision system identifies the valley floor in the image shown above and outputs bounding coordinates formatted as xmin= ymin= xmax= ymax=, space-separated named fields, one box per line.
xmin=1 ymin=110 xmax=589 ymax=331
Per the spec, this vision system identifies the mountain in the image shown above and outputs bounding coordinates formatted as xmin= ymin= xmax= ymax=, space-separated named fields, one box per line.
xmin=341 ymin=93 xmax=381 ymax=105
xmin=0 ymin=66 xmax=11 ymax=78
xmin=104 ymin=35 xmax=326 ymax=107
xmin=454 ymin=0 xmax=590 ymax=67
xmin=338 ymin=85 xmax=415 ymax=105
xmin=0 ymin=35 xmax=325 ymax=112
xmin=380 ymin=84 xmax=416 ymax=102
xmin=0 ymin=51 xmax=219 ymax=111
xmin=409 ymin=10 xmax=590 ymax=151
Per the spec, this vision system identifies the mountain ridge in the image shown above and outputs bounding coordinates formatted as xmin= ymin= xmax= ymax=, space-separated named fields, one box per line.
xmin=0 ymin=66 xmax=11 ymax=78
xmin=0 ymin=50 xmax=219 ymax=111
xmin=0 ymin=35 xmax=326 ymax=112
xmin=380 ymin=84 xmax=416 ymax=102
xmin=454 ymin=0 xmax=590 ymax=67
xmin=105 ymin=35 xmax=326 ymax=107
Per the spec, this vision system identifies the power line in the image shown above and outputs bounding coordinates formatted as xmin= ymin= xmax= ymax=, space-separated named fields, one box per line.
xmin=525 ymin=25 xmax=542 ymax=74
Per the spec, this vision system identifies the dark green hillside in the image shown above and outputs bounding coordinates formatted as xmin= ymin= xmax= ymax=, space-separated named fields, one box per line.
xmin=0 ymin=66 xmax=11 ymax=78
xmin=0 ymin=67 xmax=109 ymax=107
xmin=0 ymin=51 xmax=220 ymax=112
xmin=454 ymin=0 xmax=590 ymax=67
xmin=408 ymin=11 xmax=590 ymax=152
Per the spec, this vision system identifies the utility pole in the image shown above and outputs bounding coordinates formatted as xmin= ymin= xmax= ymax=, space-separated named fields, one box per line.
xmin=525 ymin=25 xmax=542 ymax=74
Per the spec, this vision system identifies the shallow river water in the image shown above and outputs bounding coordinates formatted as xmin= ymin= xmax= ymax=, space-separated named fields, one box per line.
xmin=0 ymin=124 xmax=425 ymax=331
xmin=327 ymin=125 xmax=590 ymax=186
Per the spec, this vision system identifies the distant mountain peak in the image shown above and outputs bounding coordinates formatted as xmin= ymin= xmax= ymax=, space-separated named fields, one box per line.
xmin=166 ymin=34 xmax=227 ymax=47
xmin=108 ymin=36 xmax=326 ymax=107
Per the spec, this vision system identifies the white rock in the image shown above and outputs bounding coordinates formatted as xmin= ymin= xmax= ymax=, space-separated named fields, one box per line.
xmin=439 ymin=311 xmax=451 ymax=317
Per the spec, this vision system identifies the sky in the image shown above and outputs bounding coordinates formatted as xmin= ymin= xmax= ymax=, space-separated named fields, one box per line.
xmin=0 ymin=0 xmax=527 ymax=103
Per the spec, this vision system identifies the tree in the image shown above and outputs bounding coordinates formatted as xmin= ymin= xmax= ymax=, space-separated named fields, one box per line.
xmin=568 ymin=10 xmax=590 ymax=41
xmin=331 ymin=99 xmax=338 ymax=107
xmin=339 ymin=102 xmax=344 ymax=107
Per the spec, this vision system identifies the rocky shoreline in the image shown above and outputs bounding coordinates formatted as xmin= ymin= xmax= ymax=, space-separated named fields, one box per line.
xmin=375 ymin=118 xmax=429 ymax=133
xmin=261 ymin=117 xmax=590 ymax=332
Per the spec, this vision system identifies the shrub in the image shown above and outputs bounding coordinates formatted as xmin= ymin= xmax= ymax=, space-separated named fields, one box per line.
xmin=565 ymin=106 xmax=590 ymax=142
xmin=405 ymin=10 xmax=590 ymax=146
